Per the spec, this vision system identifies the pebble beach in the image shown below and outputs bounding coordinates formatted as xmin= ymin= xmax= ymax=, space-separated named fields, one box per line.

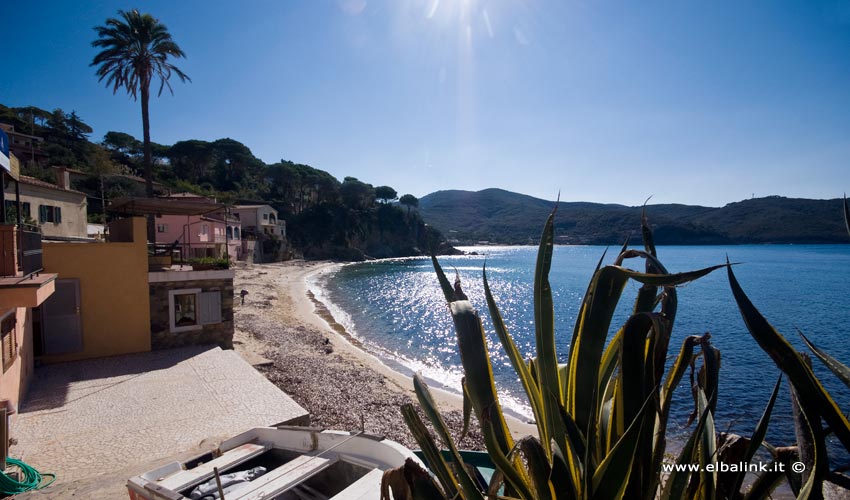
xmin=231 ymin=260 xmax=535 ymax=451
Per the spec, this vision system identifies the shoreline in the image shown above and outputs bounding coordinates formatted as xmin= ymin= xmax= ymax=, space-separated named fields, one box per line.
xmin=233 ymin=260 xmax=537 ymax=450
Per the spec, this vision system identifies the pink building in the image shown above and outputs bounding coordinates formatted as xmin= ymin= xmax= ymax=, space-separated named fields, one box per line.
xmin=153 ymin=194 xmax=242 ymax=261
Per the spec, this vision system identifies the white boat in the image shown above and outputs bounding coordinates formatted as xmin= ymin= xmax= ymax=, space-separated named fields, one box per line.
xmin=127 ymin=426 xmax=421 ymax=500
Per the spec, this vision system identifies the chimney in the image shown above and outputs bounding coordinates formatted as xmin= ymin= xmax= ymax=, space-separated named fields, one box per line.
xmin=54 ymin=166 xmax=70 ymax=190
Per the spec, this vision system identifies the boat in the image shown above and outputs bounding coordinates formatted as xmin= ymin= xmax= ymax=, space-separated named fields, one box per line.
xmin=127 ymin=425 xmax=422 ymax=500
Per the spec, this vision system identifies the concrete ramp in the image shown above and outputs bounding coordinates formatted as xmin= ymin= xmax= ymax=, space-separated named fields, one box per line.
xmin=11 ymin=345 xmax=308 ymax=498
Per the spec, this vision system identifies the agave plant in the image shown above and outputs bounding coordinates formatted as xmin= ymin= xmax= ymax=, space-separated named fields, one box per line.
xmin=718 ymin=195 xmax=850 ymax=497
xmin=381 ymin=210 xmax=795 ymax=499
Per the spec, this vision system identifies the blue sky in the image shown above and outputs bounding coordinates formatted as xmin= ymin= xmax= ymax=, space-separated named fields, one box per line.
xmin=2 ymin=0 xmax=850 ymax=206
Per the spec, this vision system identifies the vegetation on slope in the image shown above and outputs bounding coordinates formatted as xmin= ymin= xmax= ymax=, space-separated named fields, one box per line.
xmin=420 ymin=188 xmax=848 ymax=245
xmin=0 ymin=103 xmax=437 ymax=260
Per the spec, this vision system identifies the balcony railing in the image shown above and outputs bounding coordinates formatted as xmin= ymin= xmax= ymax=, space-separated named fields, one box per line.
xmin=19 ymin=227 xmax=43 ymax=276
xmin=0 ymin=225 xmax=43 ymax=278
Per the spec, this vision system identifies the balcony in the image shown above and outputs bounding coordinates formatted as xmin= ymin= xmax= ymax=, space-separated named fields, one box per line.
xmin=0 ymin=224 xmax=56 ymax=309
xmin=0 ymin=224 xmax=44 ymax=277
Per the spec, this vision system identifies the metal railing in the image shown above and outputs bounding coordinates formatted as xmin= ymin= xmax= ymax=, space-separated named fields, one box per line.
xmin=19 ymin=227 xmax=43 ymax=276
xmin=0 ymin=224 xmax=43 ymax=278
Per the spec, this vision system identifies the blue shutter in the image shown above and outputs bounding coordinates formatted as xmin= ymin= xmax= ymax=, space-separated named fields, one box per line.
xmin=39 ymin=205 xmax=47 ymax=223
xmin=55 ymin=206 xmax=62 ymax=223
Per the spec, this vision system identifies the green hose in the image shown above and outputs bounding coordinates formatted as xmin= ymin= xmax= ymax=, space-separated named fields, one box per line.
xmin=0 ymin=457 xmax=56 ymax=495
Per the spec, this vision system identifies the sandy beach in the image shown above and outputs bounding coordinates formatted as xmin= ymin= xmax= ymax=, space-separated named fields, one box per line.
xmin=232 ymin=259 xmax=536 ymax=451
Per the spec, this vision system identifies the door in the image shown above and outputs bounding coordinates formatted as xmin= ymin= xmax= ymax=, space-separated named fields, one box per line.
xmin=41 ymin=278 xmax=82 ymax=355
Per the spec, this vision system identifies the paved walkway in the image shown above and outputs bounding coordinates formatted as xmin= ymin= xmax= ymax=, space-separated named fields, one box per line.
xmin=10 ymin=346 xmax=307 ymax=499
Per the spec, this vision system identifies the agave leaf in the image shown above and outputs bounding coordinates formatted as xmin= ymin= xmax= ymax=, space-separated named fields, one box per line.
xmin=550 ymin=444 xmax=578 ymax=500
xmin=619 ymin=313 xmax=671 ymax=499
xmin=567 ymin=247 xmax=609 ymax=360
xmin=697 ymin=389 xmax=717 ymax=500
xmin=460 ymin=377 xmax=472 ymax=442
xmin=449 ymin=300 xmax=515 ymax=454
xmin=799 ymin=329 xmax=850 ymax=389
xmin=483 ymin=265 xmax=549 ymax=455
xmin=590 ymin=393 xmax=653 ymax=500
xmin=700 ymin=340 xmax=721 ymax=414
xmin=727 ymin=263 xmax=850 ymax=450
xmin=567 ymin=265 xmax=631 ymax=435
xmin=479 ymin=407 xmax=536 ymax=500
xmin=400 ymin=403 xmax=459 ymax=498
xmin=619 ymin=314 xmax=662 ymax=431
xmin=844 ymin=194 xmax=850 ymax=237
xmin=649 ymin=335 xmax=703 ymax=497
xmin=743 ymin=462 xmax=785 ymax=500
xmin=660 ymin=396 xmax=713 ymax=500
xmin=793 ymin=381 xmax=827 ymax=500
xmin=729 ymin=375 xmax=782 ymax=496
xmin=641 ymin=201 xmax=657 ymax=258
xmin=545 ymin=391 xmax=584 ymax=496
xmin=381 ymin=457 xmax=449 ymax=500
xmin=613 ymin=263 xmax=728 ymax=287
xmin=597 ymin=328 xmax=622 ymax=419
xmin=518 ymin=437 xmax=555 ymax=500
xmin=413 ymin=376 xmax=484 ymax=499
xmin=533 ymin=208 xmax=562 ymax=441
xmin=430 ymin=254 xmax=455 ymax=304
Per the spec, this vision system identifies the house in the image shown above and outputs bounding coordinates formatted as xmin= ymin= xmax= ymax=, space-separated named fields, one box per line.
xmin=231 ymin=204 xmax=286 ymax=238
xmin=231 ymin=204 xmax=289 ymax=263
xmin=151 ymin=193 xmax=242 ymax=261
xmin=38 ymin=215 xmax=235 ymax=361
xmin=2 ymin=170 xmax=88 ymax=240
xmin=0 ymin=150 xmax=57 ymax=425
xmin=0 ymin=124 xmax=47 ymax=166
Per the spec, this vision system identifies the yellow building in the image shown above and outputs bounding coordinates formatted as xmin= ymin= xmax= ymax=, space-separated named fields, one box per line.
xmin=40 ymin=217 xmax=151 ymax=362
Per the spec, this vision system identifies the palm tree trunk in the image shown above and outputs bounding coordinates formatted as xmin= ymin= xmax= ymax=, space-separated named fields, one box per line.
xmin=141 ymin=82 xmax=155 ymax=243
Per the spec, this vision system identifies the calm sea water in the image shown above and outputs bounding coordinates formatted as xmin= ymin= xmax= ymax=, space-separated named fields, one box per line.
xmin=311 ymin=245 xmax=850 ymax=457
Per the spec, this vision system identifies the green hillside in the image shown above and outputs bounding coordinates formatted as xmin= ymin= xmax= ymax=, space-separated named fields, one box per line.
xmin=419 ymin=189 xmax=848 ymax=245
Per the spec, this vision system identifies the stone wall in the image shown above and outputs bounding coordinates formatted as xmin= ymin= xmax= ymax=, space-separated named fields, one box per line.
xmin=149 ymin=276 xmax=234 ymax=350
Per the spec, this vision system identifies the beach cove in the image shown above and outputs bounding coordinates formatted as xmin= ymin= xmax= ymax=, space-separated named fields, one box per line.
xmin=232 ymin=260 xmax=537 ymax=452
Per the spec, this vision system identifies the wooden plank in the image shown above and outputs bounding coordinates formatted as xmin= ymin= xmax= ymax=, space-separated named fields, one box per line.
xmin=232 ymin=455 xmax=334 ymax=500
xmin=329 ymin=468 xmax=384 ymax=500
xmin=157 ymin=443 xmax=269 ymax=492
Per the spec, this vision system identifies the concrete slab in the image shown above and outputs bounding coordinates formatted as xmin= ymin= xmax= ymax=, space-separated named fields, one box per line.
xmin=10 ymin=345 xmax=307 ymax=498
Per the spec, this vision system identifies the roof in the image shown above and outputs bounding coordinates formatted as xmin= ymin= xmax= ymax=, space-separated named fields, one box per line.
xmin=59 ymin=167 xmax=165 ymax=188
xmin=108 ymin=197 xmax=224 ymax=216
xmin=17 ymin=175 xmax=86 ymax=196
xmin=233 ymin=204 xmax=276 ymax=211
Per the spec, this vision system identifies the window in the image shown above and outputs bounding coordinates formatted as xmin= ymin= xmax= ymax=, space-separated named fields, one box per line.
xmin=201 ymin=225 xmax=208 ymax=235
xmin=1 ymin=313 xmax=17 ymax=373
xmin=226 ymin=226 xmax=233 ymax=239
xmin=262 ymin=213 xmax=268 ymax=220
xmin=38 ymin=205 xmax=62 ymax=224
xmin=169 ymin=289 xmax=201 ymax=333
xmin=234 ymin=228 xmax=240 ymax=240
xmin=157 ymin=224 xmax=168 ymax=233
xmin=168 ymin=289 xmax=223 ymax=333
xmin=4 ymin=202 xmax=31 ymax=223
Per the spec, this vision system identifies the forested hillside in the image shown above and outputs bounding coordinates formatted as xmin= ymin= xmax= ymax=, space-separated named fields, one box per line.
xmin=420 ymin=189 xmax=849 ymax=245
xmin=0 ymin=103 xmax=442 ymax=260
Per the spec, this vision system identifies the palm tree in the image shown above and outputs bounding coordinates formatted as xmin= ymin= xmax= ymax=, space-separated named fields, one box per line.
xmin=91 ymin=9 xmax=190 ymax=240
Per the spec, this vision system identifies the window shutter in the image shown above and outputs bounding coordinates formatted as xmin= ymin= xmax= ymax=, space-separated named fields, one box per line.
xmin=199 ymin=291 xmax=222 ymax=325
xmin=55 ymin=207 xmax=62 ymax=223
xmin=39 ymin=205 xmax=47 ymax=223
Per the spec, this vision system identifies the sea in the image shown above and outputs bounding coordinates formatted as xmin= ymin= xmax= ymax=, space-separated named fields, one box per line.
xmin=309 ymin=244 xmax=850 ymax=460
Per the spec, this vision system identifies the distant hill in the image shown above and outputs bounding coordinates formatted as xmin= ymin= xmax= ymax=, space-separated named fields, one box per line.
xmin=419 ymin=189 xmax=849 ymax=245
